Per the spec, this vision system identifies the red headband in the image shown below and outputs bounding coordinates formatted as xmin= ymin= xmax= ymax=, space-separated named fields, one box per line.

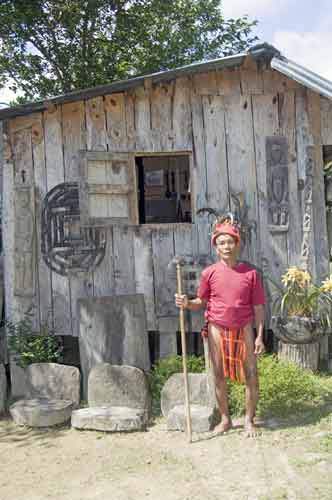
xmin=211 ymin=223 xmax=241 ymax=246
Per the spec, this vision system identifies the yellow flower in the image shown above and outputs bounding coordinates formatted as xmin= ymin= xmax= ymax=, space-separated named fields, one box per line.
xmin=321 ymin=275 xmax=332 ymax=293
xmin=281 ymin=267 xmax=311 ymax=288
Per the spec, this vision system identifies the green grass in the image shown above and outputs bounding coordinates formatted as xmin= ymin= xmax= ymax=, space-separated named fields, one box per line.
xmin=149 ymin=354 xmax=332 ymax=418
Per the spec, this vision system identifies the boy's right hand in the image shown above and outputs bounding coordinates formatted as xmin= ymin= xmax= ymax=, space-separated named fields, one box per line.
xmin=175 ymin=293 xmax=189 ymax=309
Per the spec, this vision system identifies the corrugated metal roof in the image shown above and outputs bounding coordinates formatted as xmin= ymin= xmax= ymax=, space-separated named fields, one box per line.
xmin=1 ymin=45 xmax=332 ymax=121
xmin=271 ymin=56 xmax=332 ymax=100
xmin=0 ymin=52 xmax=246 ymax=121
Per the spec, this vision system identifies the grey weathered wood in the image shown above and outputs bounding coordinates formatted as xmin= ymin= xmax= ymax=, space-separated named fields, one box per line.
xmin=85 ymin=96 xmax=107 ymax=151
xmin=105 ymin=93 xmax=128 ymax=151
xmin=202 ymin=95 xmax=229 ymax=214
xmin=152 ymin=227 xmax=176 ymax=317
xmin=43 ymin=106 xmax=71 ymax=334
xmin=133 ymin=227 xmax=157 ymax=330
xmin=113 ymin=226 xmax=136 ymax=295
xmin=320 ymin=97 xmax=332 ymax=145
xmin=278 ymin=92 xmax=302 ymax=265
xmin=172 ymin=77 xmax=192 ymax=150
xmin=32 ymin=113 xmax=53 ymax=327
xmin=134 ymin=84 xmax=152 ymax=151
xmin=224 ymin=94 xmax=259 ymax=264
xmin=151 ymin=82 xmax=174 ymax=151
xmin=190 ymin=92 xmax=210 ymax=255
xmin=278 ymin=341 xmax=320 ymax=371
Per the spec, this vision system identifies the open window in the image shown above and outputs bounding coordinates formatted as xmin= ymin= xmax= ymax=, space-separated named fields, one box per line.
xmin=79 ymin=151 xmax=192 ymax=226
xmin=136 ymin=154 xmax=192 ymax=224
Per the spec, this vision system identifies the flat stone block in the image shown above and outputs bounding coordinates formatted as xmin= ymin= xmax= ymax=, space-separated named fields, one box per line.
xmin=78 ymin=295 xmax=151 ymax=397
xmin=26 ymin=363 xmax=80 ymax=407
xmin=88 ymin=364 xmax=151 ymax=417
xmin=167 ymin=404 xmax=218 ymax=433
xmin=0 ymin=364 xmax=6 ymax=414
xmin=161 ymin=373 xmax=216 ymax=417
xmin=10 ymin=399 xmax=73 ymax=427
xmin=71 ymin=406 xmax=147 ymax=432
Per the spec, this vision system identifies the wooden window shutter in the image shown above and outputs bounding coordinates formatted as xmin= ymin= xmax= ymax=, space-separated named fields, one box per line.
xmin=79 ymin=151 xmax=138 ymax=225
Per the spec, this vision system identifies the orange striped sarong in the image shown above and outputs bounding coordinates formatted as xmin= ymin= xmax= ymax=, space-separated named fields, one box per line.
xmin=202 ymin=322 xmax=247 ymax=383
xmin=219 ymin=327 xmax=246 ymax=383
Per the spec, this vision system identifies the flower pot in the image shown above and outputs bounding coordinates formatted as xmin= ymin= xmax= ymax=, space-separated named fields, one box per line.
xmin=271 ymin=315 xmax=328 ymax=344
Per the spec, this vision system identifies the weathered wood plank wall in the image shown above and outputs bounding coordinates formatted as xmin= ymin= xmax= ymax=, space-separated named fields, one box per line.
xmin=2 ymin=62 xmax=331 ymax=367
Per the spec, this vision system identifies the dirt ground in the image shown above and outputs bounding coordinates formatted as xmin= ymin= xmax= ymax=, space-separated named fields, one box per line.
xmin=0 ymin=412 xmax=332 ymax=500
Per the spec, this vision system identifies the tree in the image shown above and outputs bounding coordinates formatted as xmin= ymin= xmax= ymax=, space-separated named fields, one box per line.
xmin=0 ymin=0 xmax=257 ymax=100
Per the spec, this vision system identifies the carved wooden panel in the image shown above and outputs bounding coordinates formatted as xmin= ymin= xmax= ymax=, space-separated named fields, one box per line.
xmin=266 ymin=136 xmax=289 ymax=230
xmin=14 ymin=186 xmax=35 ymax=296
xmin=79 ymin=151 xmax=138 ymax=226
xmin=41 ymin=182 xmax=106 ymax=276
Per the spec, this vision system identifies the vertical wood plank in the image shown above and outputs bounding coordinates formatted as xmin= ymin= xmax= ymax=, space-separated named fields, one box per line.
xmin=152 ymin=227 xmax=175 ymax=317
xmin=224 ymin=94 xmax=259 ymax=264
xmin=44 ymin=105 xmax=72 ymax=335
xmin=133 ymin=227 xmax=156 ymax=330
xmin=62 ymin=100 xmax=93 ymax=336
xmin=190 ymin=90 xmax=210 ymax=255
xmin=278 ymin=91 xmax=302 ymax=265
xmin=85 ymin=96 xmax=107 ymax=151
xmin=150 ymin=82 xmax=174 ymax=151
xmin=105 ymin=93 xmax=128 ymax=151
xmin=2 ymin=147 xmax=15 ymax=322
xmin=135 ymin=83 xmax=152 ymax=151
xmin=113 ymin=226 xmax=136 ymax=294
xmin=32 ymin=114 xmax=53 ymax=328
xmin=172 ymin=77 xmax=192 ymax=150
xmin=11 ymin=127 xmax=39 ymax=328
xmin=307 ymin=90 xmax=329 ymax=282
xmin=320 ymin=97 xmax=332 ymax=145
xmin=202 ymin=95 xmax=229 ymax=214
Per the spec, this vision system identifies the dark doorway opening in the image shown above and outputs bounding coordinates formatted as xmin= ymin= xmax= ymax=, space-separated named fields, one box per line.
xmin=136 ymin=155 xmax=191 ymax=224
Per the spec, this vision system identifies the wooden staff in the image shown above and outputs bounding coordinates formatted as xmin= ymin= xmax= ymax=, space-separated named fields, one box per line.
xmin=176 ymin=259 xmax=192 ymax=443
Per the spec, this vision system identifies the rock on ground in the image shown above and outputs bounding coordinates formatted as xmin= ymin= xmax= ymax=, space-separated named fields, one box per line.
xmin=10 ymin=399 xmax=73 ymax=427
xmin=78 ymin=294 xmax=151 ymax=397
xmin=26 ymin=363 xmax=80 ymax=407
xmin=71 ymin=407 xmax=147 ymax=432
xmin=88 ymin=364 xmax=151 ymax=417
xmin=167 ymin=404 xmax=219 ymax=433
xmin=0 ymin=364 xmax=7 ymax=414
xmin=161 ymin=372 xmax=217 ymax=417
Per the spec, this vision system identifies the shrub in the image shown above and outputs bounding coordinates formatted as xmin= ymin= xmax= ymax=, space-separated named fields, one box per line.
xmin=149 ymin=354 xmax=332 ymax=418
xmin=7 ymin=317 xmax=62 ymax=368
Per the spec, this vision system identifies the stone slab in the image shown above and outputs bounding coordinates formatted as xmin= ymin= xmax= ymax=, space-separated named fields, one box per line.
xmin=10 ymin=399 xmax=73 ymax=427
xmin=78 ymin=295 xmax=151 ymax=397
xmin=71 ymin=406 xmax=147 ymax=432
xmin=88 ymin=364 xmax=151 ymax=417
xmin=167 ymin=404 xmax=219 ymax=433
xmin=0 ymin=364 xmax=6 ymax=414
xmin=26 ymin=363 xmax=80 ymax=407
xmin=161 ymin=372 xmax=217 ymax=417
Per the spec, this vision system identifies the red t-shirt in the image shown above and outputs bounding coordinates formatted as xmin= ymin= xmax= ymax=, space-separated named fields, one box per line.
xmin=197 ymin=260 xmax=265 ymax=329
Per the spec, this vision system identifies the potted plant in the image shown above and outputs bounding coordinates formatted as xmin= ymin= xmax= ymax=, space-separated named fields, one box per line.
xmin=271 ymin=267 xmax=332 ymax=344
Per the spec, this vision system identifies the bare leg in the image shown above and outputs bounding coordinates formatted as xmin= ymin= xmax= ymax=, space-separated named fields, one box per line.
xmin=208 ymin=324 xmax=232 ymax=433
xmin=243 ymin=325 xmax=259 ymax=438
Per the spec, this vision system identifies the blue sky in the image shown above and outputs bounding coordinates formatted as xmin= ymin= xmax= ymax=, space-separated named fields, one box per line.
xmin=223 ymin=0 xmax=332 ymax=80
xmin=1 ymin=0 xmax=331 ymax=104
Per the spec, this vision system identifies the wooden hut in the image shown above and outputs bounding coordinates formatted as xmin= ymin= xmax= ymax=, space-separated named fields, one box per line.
xmin=0 ymin=43 xmax=332 ymax=374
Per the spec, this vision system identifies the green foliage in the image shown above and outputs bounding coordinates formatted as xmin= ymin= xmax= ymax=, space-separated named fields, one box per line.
xmin=150 ymin=354 xmax=332 ymax=418
xmin=0 ymin=0 xmax=257 ymax=100
xmin=149 ymin=354 xmax=205 ymax=414
xmin=7 ymin=317 xmax=62 ymax=368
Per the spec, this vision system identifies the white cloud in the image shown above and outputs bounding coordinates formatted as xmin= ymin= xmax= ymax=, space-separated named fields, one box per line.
xmin=273 ymin=30 xmax=332 ymax=81
xmin=222 ymin=0 xmax=287 ymax=20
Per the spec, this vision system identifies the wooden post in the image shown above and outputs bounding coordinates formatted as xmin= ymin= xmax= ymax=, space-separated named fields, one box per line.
xmin=176 ymin=261 xmax=192 ymax=443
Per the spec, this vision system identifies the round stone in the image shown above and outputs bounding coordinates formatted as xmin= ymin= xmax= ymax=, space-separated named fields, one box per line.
xmin=10 ymin=399 xmax=73 ymax=427
xmin=71 ymin=406 xmax=147 ymax=432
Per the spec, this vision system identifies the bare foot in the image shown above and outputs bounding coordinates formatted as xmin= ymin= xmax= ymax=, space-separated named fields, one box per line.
xmin=213 ymin=420 xmax=232 ymax=435
xmin=244 ymin=417 xmax=260 ymax=438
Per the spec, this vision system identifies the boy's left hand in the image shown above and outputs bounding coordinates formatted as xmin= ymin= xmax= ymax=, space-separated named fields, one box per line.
xmin=254 ymin=337 xmax=265 ymax=356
